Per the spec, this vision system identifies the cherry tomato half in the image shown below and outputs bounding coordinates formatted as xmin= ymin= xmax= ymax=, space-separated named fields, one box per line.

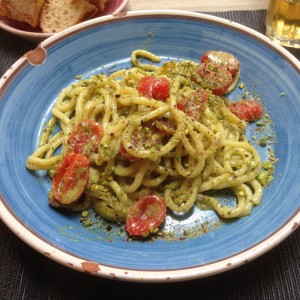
xmin=152 ymin=117 xmax=177 ymax=135
xmin=138 ymin=76 xmax=170 ymax=101
xmin=152 ymin=77 xmax=170 ymax=101
xmin=137 ymin=76 xmax=155 ymax=98
xmin=192 ymin=62 xmax=233 ymax=96
xmin=119 ymin=143 xmax=138 ymax=161
xmin=52 ymin=152 xmax=90 ymax=205
xmin=201 ymin=51 xmax=240 ymax=76
xmin=228 ymin=100 xmax=263 ymax=122
xmin=177 ymin=88 xmax=210 ymax=120
xmin=68 ymin=119 xmax=104 ymax=156
xmin=126 ymin=195 xmax=166 ymax=237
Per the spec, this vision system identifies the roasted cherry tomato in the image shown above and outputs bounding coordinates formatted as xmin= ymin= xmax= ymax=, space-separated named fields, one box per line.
xmin=201 ymin=51 xmax=240 ymax=76
xmin=152 ymin=77 xmax=170 ymax=101
xmin=52 ymin=152 xmax=90 ymax=205
xmin=138 ymin=76 xmax=170 ymax=101
xmin=68 ymin=119 xmax=104 ymax=156
xmin=126 ymin=195 xmax=166 ymax=237
xmin=152 ymin=117 xmax=177 ymax=135
xmin=228 ymin=100 xmax=263 ymax=122
xmin=177 ymin=88 xmax=210 ymax=120
xmin=192 ymin=62 xmax=233 ymax=96
xmin=137 ymin=76 xmax=155 ymax=98
xmin=119 ymin=143 xmax=138 ymax=161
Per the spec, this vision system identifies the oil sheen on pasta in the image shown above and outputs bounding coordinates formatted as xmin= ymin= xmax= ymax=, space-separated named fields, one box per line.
xmin=26 ymin=50 xmax=266 ymax=236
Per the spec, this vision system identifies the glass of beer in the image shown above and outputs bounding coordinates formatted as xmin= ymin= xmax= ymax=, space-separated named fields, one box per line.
xmin=266 ymin=0 xmax=300 ymax=48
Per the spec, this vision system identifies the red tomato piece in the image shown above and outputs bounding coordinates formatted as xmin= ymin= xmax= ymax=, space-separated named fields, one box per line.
xmin=192 ymin=62 xmax=233 ymax=96
xmin=68 ymin=119 xmax=104 ymax=156
xmin=126 ymin=195 xmax=166 ymax=237
xmin=52 ymin=153 xmax=90 ymax=205
xmin=137 ymin=76 xmax=155 ymax=98
xmin=177 ymin=88 xmax=210 ymax=120
xmin=152 ymin=117 xmax=177 ymax=135
xmin=119 ymin=143 xmax=138 ymax=161
xmin=138 ymin=76 xmax=170 ymax=101
xmin=201 ymin=51 xmax=240 ymax=76
xmin=228 ymin=100 xmax=263 ymax=122
xmin=178 ymin=99 xmax=199 ymax=120
xmin=151 ymin=77 xmax=170 ymax=101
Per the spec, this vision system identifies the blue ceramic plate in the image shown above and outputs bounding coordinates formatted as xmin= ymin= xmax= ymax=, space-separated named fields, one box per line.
xmin=0 ymin=10 xmax=299 ymax=282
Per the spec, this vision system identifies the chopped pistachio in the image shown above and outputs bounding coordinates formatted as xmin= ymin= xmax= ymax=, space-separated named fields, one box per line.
xmin=81 ymin=210 xmax=89 ymax=218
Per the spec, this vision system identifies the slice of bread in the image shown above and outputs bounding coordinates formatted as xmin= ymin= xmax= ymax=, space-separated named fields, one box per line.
xmin=3 ymin=0 xmax=45 ymax=27
xmin=40 ymin=0 xmax=98 ymax=33
xmin=0 ymin=0 xmax=11 ymax=18
xmin=89 ymin=0 xmax=108 ymax=11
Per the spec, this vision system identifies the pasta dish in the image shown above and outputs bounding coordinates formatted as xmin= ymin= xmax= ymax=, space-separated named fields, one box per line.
xmin=26 ymin=49 xmax=267 ymax=237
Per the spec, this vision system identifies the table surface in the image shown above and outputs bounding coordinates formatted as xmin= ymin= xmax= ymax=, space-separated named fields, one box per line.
xmin=0 ymin=4 xmax=299 ymax=300
xmin=127 ymin=0 xmax=268 ymax=11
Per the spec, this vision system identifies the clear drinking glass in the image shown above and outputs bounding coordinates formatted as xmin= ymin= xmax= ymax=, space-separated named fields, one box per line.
xmin=266 ymin=0 xmax=300 ymax=48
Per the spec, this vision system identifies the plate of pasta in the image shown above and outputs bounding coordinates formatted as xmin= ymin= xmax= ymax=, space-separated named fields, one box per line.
xmin=0 ymin=10 xmax=299 ymax=282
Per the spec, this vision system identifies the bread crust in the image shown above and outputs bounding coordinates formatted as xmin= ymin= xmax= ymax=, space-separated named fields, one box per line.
xmin=89 ymin=0 xmax=108 ymax=11
xmin=0 ymin=0 xmax=11 ymax=18
xmin=3 ymin=0 xmax=45 ymax=27
xmin=0 ymin=0 xmax=110 ymax=32
xmin=40 ymin=0 xmax=98 ymax=33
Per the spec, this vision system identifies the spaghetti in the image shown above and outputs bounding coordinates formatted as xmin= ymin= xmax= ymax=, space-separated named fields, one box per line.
xmin=26 ymin=50 xmax=264 ymax=234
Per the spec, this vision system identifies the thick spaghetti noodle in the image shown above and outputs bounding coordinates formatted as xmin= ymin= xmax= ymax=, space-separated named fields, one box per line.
xmin=26 ymin=50 xmax=264 ymax=235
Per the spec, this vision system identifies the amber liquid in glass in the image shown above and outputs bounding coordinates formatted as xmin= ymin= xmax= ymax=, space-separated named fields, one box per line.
xmin=266 ymin=0 xmax=300 ymax=48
